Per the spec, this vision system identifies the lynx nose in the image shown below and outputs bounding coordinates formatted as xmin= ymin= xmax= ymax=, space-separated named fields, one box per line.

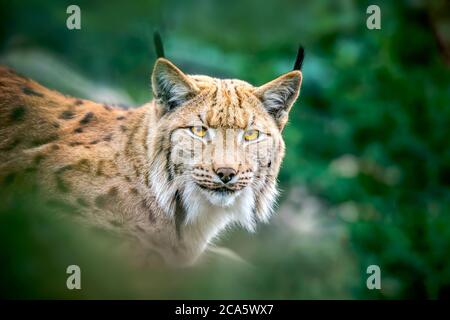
xmin=215 ymin=167 xmax=237 ymax=184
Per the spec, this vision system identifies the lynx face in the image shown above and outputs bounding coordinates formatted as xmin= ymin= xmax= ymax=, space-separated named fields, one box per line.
xmin=168 ymin=86 xmax=281 ymax=208
xmin=149 ymin=59 xmax=302 ymax=230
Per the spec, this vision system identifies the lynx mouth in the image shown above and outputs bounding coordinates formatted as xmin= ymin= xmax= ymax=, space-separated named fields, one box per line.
xmin=196 ymin=184 xmax=236 ymax=194
xmin=211 ymin=187 xmax=236 ymax=194
xmin=195 ymin=183 xmax=241 ymax=207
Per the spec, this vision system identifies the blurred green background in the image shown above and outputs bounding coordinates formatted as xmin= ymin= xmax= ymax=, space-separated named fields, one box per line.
xmin=1 ymin=0 xmax=449 ymax=299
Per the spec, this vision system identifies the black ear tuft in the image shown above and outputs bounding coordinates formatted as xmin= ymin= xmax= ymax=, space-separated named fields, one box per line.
xmin=153 ymin=31 xmax=165 ymax=58
xmin=293 ymin=45 xmax=305 ymax=71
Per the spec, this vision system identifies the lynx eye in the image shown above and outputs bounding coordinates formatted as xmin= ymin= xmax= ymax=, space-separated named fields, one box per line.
xmin=244 ymin=129 xmax=260 ymax=141
xmin=190 ymin=126 xmax=208 ymax=138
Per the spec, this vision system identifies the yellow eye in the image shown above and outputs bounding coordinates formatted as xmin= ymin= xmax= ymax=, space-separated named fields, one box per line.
xmin=244 ymin=129 xmax=260 ymax=141
xmin=190 ymin=126 xmax=207 ymax=137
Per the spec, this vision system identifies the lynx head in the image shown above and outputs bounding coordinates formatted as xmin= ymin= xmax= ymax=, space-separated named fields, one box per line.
xmin=148 ymin=57 xmax=302 ymax=232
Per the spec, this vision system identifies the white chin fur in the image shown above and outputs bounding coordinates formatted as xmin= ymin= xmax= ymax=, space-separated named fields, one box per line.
xmin=181 ymin=182 xmax=256 ymax=232
xmin=200 ymin=188 xmax=239 ymax=207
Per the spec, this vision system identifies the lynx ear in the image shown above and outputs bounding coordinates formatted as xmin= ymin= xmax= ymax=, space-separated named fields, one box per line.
xmin=151 ymin=58 xmax=199 ymax=112
xmin=254 ymin=70 xmax=302 ymax=130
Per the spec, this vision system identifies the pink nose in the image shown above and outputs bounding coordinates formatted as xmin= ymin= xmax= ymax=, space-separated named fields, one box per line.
xmin=215 ymin=167 xmax=237 ymax=184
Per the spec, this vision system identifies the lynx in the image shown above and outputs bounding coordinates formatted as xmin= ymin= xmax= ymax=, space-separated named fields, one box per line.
xmin=0 ymin=49 xmax=303 ymax=266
